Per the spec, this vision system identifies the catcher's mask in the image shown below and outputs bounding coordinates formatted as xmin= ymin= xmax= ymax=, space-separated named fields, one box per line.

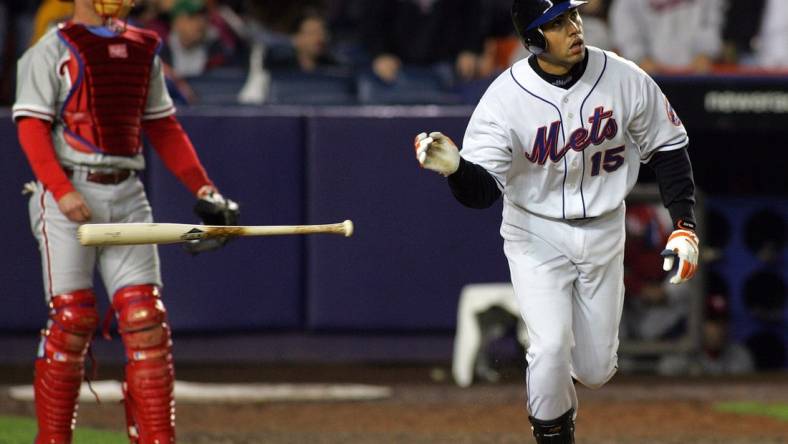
xmin=93 ymin=0 xmax=135 ymax=19
xmin=61 ymin=0 xmax=136 ymax=20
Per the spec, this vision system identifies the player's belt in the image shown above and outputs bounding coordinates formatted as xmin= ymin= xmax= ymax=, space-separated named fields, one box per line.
xmin=63 ymin=167 xmax=133 ymax=185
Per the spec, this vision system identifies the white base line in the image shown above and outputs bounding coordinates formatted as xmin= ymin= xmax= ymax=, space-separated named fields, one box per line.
xmin=8 ymin=380 xmax=392 ymax=403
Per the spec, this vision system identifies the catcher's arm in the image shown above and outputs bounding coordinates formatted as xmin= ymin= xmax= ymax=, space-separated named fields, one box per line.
xmin=144 ymin=115 xmax=214 ymax=195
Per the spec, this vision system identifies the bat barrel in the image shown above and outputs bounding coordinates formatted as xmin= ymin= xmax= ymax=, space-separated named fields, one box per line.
xmin=78 ymin=220 xmax=354 ymax=246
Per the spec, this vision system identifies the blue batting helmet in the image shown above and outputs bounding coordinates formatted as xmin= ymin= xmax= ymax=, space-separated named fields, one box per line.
xmin=511 ymin=0 xmax=587 ymax=54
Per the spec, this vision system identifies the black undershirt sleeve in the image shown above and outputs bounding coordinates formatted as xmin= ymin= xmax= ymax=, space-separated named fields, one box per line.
xmin=645 ymin=146 xmax=697 ymax=229
xmin=447 ymin=157 xmax=502 ymax=209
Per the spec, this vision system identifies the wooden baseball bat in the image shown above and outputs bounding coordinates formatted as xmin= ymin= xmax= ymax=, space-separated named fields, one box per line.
xmin=77 ymin=220 xmax=354 ymax=246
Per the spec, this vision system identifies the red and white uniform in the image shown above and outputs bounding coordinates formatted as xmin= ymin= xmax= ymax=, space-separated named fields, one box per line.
xmin=14 ymin=21 xmax=212 ymax=444
xmin=14 ymin=22 xmax=211 ymax=298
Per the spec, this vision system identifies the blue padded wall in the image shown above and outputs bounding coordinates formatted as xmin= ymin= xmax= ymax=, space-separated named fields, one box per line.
xmin=145 ymin=111 xmax=305 ymax=331
xmin=705 ymin=197 xmax=787 ymax=368
xmin=305 ymin=109 xmax=510 ymax=331
xmin=0 ymin=117 xmax=50 ymax=330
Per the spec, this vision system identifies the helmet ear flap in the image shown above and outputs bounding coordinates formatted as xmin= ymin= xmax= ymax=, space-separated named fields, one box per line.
xmin=524 ymin=28 xmax=547 ymax=55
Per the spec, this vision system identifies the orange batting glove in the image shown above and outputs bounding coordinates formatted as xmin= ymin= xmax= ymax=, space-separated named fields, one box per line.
xmin=661 ymin=226 xmax=700 ymax=284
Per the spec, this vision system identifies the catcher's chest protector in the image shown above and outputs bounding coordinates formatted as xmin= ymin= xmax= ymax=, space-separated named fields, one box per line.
xmin=57 ymin=23 xmax=159 ymax=156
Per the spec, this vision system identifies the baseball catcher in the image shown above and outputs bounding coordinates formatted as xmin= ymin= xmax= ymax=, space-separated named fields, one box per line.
xmin=13 ymin=0 xmax=237 ymax=442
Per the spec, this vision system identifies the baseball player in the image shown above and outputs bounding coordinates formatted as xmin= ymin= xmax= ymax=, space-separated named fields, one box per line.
xmin=414 ymin=1 xmax=700 ymax=442
xmin=13 ymin=1 xmax=238 ymax=443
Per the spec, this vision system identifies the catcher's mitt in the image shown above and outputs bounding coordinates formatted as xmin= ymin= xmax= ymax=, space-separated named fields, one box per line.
xmin=184 ymin=192 xmax=240 ymax=255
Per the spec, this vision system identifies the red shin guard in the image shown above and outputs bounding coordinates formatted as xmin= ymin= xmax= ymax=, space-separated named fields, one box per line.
xmin=34 ymin=290 xmax=99 ymax=444
xmin=113 ymin=285 xmax=175 ymax=444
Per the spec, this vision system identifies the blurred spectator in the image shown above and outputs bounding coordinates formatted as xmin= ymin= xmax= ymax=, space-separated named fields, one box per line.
xmin=265 ymin=9 xmax=341 ymax=73
xmin=0 ymin=3 xmax=6 ymax=60
xmin=658 ymin=293 xmax=755 ymax=375
xmin=0 ymin=2 xmax=7 ymax=104
xmin=610 ymin=0 xmax=725 ymax=74
xmin=30 ymin=0 xmax=73 ymax=45
xmin=160 ymin=0 xmax=236 ymax=78
xmin=360 ymin=0 xmax=485 ymax=85
xmin=133 ymin=0 xmax=178 ymax=39
xmin=244 ymin=0 xmax=324 ymax=37
xmin=241 ymin=0 xmax=327 ymax=60
xmin=478 ymin=0 xmax=519 ymax=76
xmin=721 ymin=0 xmax=765 ymax=66
xmin=578 ymin=0 xmax=612 ymax=50
xmin=324 ymin=0 xmax=366 ymax=66
xmin=238 ymin=0 xmax=329 ymax=104
xmin=621 ymin=204 xmax=691 ymax=343
xmin=206 ymin=0 xmax=248 ymax=59
xmin=755 ymin=0 xmax=788 ymax=68
xmin=1 ymin=0 xmax=36 ymax=105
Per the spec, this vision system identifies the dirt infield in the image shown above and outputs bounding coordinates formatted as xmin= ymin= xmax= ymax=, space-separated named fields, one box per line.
xmin=2 ymin=364 xmax=787 ymax=444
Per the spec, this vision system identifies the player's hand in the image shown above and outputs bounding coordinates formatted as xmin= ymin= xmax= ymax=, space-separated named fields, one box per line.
xmin=196 ymin=184 xmax=219 ymax=199
xmin=661 ymin=229 xmax=700 ymax=284
xmin=414 ymin=131 xmax=460 ymax=177
xmin=184 ymin=189 xmax=240 ymax=255
xmin=57 ymin=191 xmax=91 ymax=223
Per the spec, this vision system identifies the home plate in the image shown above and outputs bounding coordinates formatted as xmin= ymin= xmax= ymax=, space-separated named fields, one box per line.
xmin=8 ymin=380 xmax=392 ymax=403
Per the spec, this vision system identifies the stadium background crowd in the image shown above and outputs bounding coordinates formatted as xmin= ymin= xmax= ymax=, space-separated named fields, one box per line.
xmin=0 ymin=0 xmax=787 ymax=106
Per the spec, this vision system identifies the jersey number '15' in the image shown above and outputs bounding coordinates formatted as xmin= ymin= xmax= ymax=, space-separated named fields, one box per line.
xmin=590 ymin=145 xmax=625 ymax=176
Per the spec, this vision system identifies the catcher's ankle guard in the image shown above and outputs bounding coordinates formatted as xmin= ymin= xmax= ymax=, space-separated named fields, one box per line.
xmin=529 ymin=408 xmax=575 ymax=444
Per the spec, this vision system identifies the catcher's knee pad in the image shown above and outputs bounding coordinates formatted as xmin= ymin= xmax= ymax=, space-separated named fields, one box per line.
xmin=529 ymin=408 xmax=575 ymax=444
xmin=35 ymin=289 xmax=99 ymax=444
xmin=112 ymin=285 xmax=175 ymax=444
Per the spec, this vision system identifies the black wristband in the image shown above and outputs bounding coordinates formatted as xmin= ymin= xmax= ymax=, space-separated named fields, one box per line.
xmin=675 ymin=218 xmax=696 ymax=231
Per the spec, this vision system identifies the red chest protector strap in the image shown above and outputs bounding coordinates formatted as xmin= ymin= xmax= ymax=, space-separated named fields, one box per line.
xmin=57 ymin=23 xmax=160 ymax=157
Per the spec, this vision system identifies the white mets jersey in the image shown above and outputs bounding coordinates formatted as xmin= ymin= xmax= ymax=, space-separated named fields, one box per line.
xmin=461 ymin=46 xmax=688 ymax=224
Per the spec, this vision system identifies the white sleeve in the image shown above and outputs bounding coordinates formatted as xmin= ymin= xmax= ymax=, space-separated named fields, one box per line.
xmin=460 ymin=98 xmax=512 ymax=190
xmin=143 ymin=56 xmax=176 ymax=120
xmin=12 ymin=41 xmax=60 ymax=122
xmin=628 ymin=72 xmax=689 ymax=162
xmin=609 ymin=0 xmax=650 ymax=63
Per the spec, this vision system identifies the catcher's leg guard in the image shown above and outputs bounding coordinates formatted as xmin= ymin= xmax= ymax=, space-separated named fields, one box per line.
xmin=529 ymin=408 xmax=575 ymax=444
xmin=34 ymin=290 xmax=99 ymax=444
xmin=113 ymin=285 xmax=175 ymax=444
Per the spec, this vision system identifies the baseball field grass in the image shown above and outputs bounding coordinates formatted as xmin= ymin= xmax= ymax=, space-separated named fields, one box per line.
xmin=714 ymin=402 xmax=788 ymax=421
xmin=0 ymin=415 xmax=126 ymax=444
